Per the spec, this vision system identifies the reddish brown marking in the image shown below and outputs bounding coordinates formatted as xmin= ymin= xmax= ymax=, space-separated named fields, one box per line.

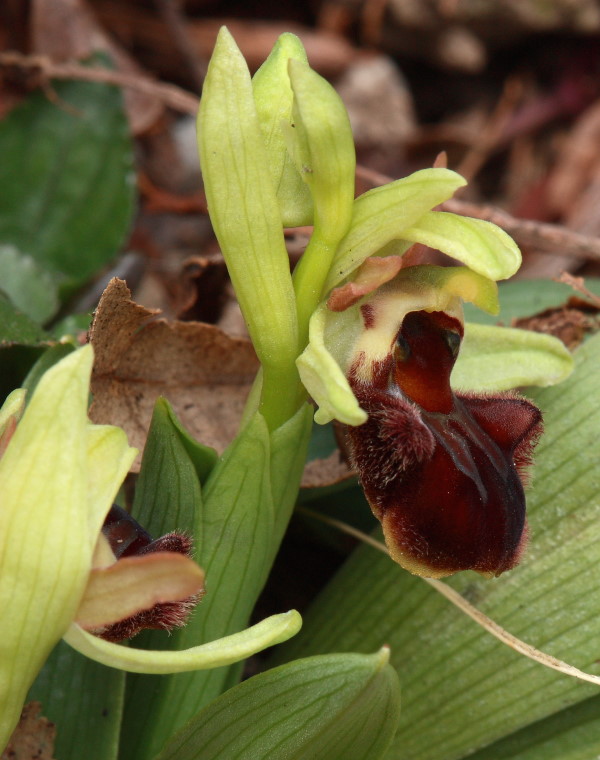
xmin=360 ymin=303 xmax=375 ymax=329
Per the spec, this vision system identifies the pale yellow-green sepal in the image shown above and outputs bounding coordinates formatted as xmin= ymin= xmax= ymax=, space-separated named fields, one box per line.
xmin=0 ymin=347 xmax=135 ymax=748
xmin=453 ymin=323 xmax=574 ymax=391
xmin=252 ymin=33 xmax=313 ymax=227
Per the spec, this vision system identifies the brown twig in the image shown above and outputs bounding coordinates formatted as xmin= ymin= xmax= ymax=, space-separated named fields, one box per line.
xmin=154 ymin=0 xmax=206 ymax=91
xmin=356 ymin=164 xmax=600 ymax=262
xmin=0 ymin=51 xmax=199 ymax=115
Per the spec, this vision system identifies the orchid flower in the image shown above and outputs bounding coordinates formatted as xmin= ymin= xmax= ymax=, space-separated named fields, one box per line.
xmin=199 ymin=27 xmax=573 ymax=582
xmin=0 ymin=346 xmax=301 ymax=748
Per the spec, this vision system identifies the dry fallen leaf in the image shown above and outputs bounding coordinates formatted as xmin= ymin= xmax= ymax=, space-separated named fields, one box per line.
xmin=2 ymin=702 xmax=56 ymax=760
xmin=90 ymin=278 xmax=358 ymax=488
xmin=89 ymin=278 xmax=259 ymax=470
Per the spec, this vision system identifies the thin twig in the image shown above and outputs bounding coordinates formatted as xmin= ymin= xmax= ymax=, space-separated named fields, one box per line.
xmin=0 ymin=51 xmax=199 ymax=115
xmin=356 ymin=163 xmax=600 ymax=262
xmin=299 ymin=506 xmax=600 ymax=687
xmin=154 ymin=0 xmax=206 ymax=91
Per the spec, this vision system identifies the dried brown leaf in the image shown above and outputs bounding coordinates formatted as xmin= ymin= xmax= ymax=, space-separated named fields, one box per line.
xmin=2 ymin=702 xmax=56 ymax=760
xmin=89 ymin=278 xmax=259 ymax=470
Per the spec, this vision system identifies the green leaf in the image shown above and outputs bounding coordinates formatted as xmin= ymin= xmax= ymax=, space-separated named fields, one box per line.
xmin=467 ymin=693 xmax=600 ymax=760
xmin=463 ymin=277 xmax=600 ymax=326
xmin=401 ymin=211 xmax=521 ymax=281
xmin=324 ymin=169 xmax=467 ymax=291
xmin=120 ymin=405 xmax=313 ymax=760
xmin=131 ymin=397 xmax=213 ymax=537
xmin=274 ymin=333 xmax=600 ymax=760
xmin=453 ymin=323 xmax=574 ymax=391
xmin=27 ymin=641 xmax=124 ymax=760
xmin=252 ymin=33 xmax=313 ymax=227
xmin=0 ymin=293 xmax=48 ymax=345
xmin=0 ymin=64 xmax=134 ymax=287
xmin=0 ymin=245 xmax=59 ymax=322
xmin=155 ymin=649 xmax=400 ymax=760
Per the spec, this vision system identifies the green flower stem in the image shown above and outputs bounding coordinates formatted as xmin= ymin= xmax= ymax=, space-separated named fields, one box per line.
xmin=293 ymin=232 xmax=337 ymax=347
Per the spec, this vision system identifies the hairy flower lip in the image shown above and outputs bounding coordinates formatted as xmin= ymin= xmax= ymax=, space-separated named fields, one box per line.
xmin=346 ymin=307 xmax=544 ymax=578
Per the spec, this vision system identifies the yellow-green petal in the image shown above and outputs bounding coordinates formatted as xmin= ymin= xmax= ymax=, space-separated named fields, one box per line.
xmin=63 ymin=611 xmax=302 ymax=674
xmin=401 ymin=210 xmax=522 ymax=281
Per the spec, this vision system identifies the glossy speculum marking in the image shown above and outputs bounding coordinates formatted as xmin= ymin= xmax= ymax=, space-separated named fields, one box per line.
xmin=348 ymin=310 xmax=542 ymax=578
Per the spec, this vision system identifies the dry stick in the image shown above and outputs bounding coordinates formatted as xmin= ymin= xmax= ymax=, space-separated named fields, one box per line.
xmin=0 ymin=51 xmax=199 ymax=115
xmin=5 ymin=51 xmax=600 ymax=264
xmin=154 ymin=0 xmax=207 ymax=91
xmin=356 ymin=164 xmax=600 ymax=262
xmin=299 ymin=506 xmax=600 ymax=687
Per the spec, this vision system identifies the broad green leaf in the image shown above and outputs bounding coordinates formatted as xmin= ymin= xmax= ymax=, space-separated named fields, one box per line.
xmin=131 ymin=397 xmax=208 ymax=538
xmin=467 ymin=693 xmax=600 ymax=760
xmin=0 ymin=245 xmax=59 ymax=322
xmin=27 ymin=641 xmax=124 ymax=760
xmin=274 ymin=333 xmax=600 ymax=760
xmin=120 ymin=405 xmax=312 ymax=760
xmin=324 ymin=169 xmax=467 ymax=291
xmin=252 ymin=33 xmax=313 ymax=227
xmin=155 ymin=649 xmax=400 ymax=760
xmin=401 ymin=211 xmax=521 ymax=281
xmin=0 ymin=293 xmax=48 ymax=345
xmin=453 ymin=323 xmax=574 ymax=391
xmin=197 ymin=27 xmax=298 ymax=428
xmin=463 ymin=277 xmax=600 ymax=326
xmin=0 ymin=67 xmax=134 ymax=287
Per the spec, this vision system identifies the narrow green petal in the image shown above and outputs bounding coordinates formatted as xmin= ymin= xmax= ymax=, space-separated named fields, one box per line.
xmin=325 ymin=169 xmax=467 ymax=291
xmin=401 ymin=210 xmax=522 ymax=281
xmin=0 ymin=347 xmax=93 ymax=746
xmin=453 ymin=323 xmax=574 ymax=391
xmin=63 ymin=611 xmax=302 ymax=674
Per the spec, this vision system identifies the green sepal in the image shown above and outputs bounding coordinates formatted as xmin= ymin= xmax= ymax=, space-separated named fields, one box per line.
xmin=252 ymin=33 xmax=313 ymax=227
xmin=197 ymin=27 xmax=299 ymax=428
xmin=0 ymin=347 xmax=136 ymax=748
xmin=286 ymin=59 xmax=355 ymax=244
xmin=453 ymin=323 xmax=574 ymax=391
xmin=154 ymin=649 xmax=400 ymax=760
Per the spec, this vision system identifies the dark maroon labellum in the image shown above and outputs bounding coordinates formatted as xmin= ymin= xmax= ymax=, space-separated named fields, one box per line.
xmin=347 ymin=310 xmax=543 ymax=578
